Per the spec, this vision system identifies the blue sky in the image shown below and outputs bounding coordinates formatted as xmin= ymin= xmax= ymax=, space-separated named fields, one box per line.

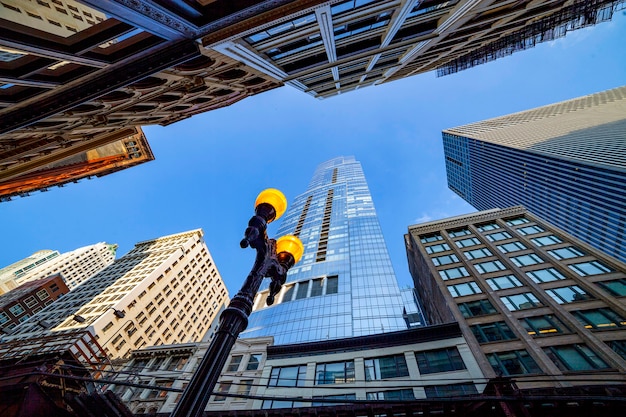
xmin=1 ymin=12 xmax=625 ymax=294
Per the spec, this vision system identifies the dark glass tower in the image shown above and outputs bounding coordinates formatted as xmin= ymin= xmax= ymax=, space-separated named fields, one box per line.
xmin=442 ymin=86 xmax=626 ymax=264
xmin=241 ymin=156 xmax=411 ymax=345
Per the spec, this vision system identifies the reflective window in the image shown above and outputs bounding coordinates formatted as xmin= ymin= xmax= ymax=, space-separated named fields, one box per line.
xmin=421 ymin=234 xmax=443 ymax=243
xmin=448 ymin=228 xmax=471 ymax=238
xmin=501 ymin=293 xmax=541 ymax=311
xmin=546 ymin=285 xmax=593 ymax=304
xmin=326 ymin=275 xmax=339 ymax=294
xmin=464 ymin=248 xmax=492 ymax=260
xmin=269 ymin=365 xmax=307 ymax=387
xmin=237 ymin=380 xmax=253 ymax=396
xmin=214 ymin=381 xmax=232 ymax=401
xmin=471 ymin=321 xmax=517 ymax=343
xmin=544 ymin=344 xmax=609 ymax=371
xmin=474 ymin=260 xmax=507 ymax=274
xmin=432 ymin=254 xmax=459 ymax=266
xmin=424 ymin=383 xmax=477 ymax=398
xmin=244 ymin=13 xmax=317 ymax=44
xmin=226 ymin=355 xmax=242 ymax=372
xmin=448 ymin=282 xmax=482 ymax=297
xmin=313 ymin=394 xmax=357 ymax=406
xmin=607 ymin=340 xmax=626 ymax=361
xmin=486 ymin=275 xmax=523 ymax=290
xmin=455 ymin=237 xmax=481 ymax=248
xmin=572 ymin=308 xmax=626 ymax=330
xmin=36 ymin=289 xmax=49 ymax=300
xmin=486 ymin=231 xmax=512 ymax=242
xmin=596 ymin=279 xmax=626 ymax=296
xmin=366 ymin=389 xmax=414 ymax=400
xmin=521 ymin=315 xmax=570 ymax=336
xmin=8 ymin=304 xmax=25 ymax=316
xmin=364 ymin=354 xmax=409 ymax=380
xmin=517 ymin=225 xmax=545 ymax=235
xmin=331 ymin=0 xmax=381 ymax=16
xmin=415 ymin=347 xmax=466 ymax=374
xmin=426 ymin=243 xmax=451 ymax=254
xmin=487 ymin=350 xmax=542 ymax=376
xmin=526 ymin=268 xmax=566 ymax=283
xmin=295 ymin=281 xmax=309 ymax=299
xmin=167 ymin=355 xmax=189 ymax=371
xmin=316 ymin=361 xmax=355 ymax=384
xmin=477 ymin=223 xmax=500 ymax=232
xmin=505 ymin=217 xmax=529 ymax=226
xmin=548 ymin=247 xmax=585 ymax=260
xmin=439 ymin=266 xmax=470 ymax=280
xmin=246 ymin=354 xmax=262 ymax=370
xmin=0 ymin=312 xmax=10 ymax=324
xmin=531 ymin=235 xmax=563 ymax=247
xmin=497 ymin=242 xmax=527 ymax=253
xmin=568 ymin=261 xmax=612 ymax=276
xmin=510 ymin=254 xmax=543 ymax=267
xmin=458 ymin=299 xmax=497 ymax=318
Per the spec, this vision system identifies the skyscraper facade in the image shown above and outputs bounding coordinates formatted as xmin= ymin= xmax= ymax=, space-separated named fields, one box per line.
xmin=2 ymin=230 xmax=229 ymax=359
xmin=442 ymin=85 xmax=626 ymax=263
xmin=405 ymin=206 xmax=626 ymax=389
xmin=241 ymin=156 xmax=408 ymax=345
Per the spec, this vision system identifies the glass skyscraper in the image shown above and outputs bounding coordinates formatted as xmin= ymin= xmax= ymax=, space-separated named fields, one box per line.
xmin=442 ymin=86 xmax=626 ymax=264
xmin=241 ymin=156 xmax=410 ymax=345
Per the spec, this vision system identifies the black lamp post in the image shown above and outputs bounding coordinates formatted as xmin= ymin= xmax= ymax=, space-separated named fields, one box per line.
xmin=170 ymin=189 xmax=303 ymax=417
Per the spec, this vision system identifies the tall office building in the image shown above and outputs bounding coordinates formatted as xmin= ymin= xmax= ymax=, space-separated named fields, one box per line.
xmin=442 ymin=85 xmax=626 ymax=263
xmin=241 ymin=156 xmax=409 ymax=345
xmin=0 ymin=242 xmax=117 ymax=295
xmin=2 ymin=230 xmax=229 ymax=359
xmin=405 ymin=206 xmax=626 ymax=389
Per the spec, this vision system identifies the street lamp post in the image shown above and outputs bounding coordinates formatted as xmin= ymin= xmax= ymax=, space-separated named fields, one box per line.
xmin=170 ymin=189 xmax=303 ymax=417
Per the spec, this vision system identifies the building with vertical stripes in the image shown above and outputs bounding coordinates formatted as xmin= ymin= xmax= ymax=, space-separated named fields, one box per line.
xmin=405 ymin=206 xmax=626 ymax=389
xmin=241 ymin=156 xmax=418 ymax=345
xmin=443 ymin=85 xmax=626 ymax=263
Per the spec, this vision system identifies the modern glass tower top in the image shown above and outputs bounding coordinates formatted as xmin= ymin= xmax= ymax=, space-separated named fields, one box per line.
xmin=241 ymin=156 xmax=408 ymax=345
xmin=442 ymin=86 xmax=626 ymax=263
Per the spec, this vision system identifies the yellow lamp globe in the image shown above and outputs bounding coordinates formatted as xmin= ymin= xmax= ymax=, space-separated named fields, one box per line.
xmin=276 ymin=235 xmax=304 ymax=265
xmin=255 ymin=188 xmax=287 ymax=222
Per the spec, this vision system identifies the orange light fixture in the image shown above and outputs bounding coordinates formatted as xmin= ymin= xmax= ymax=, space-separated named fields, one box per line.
xmin=276 ymin=235 xmax=304 ymax=264
xmin=255 ymin=188 xmax=287 ymax=222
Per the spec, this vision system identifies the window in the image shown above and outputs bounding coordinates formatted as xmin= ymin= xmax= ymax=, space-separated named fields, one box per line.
xmin=424 ymin=383 xmax=477 ymax=398
xmin=531 ymin=235 xmax=563 ymax=247
xmin=295 ymin=281 xmax=309 ymax=299
xmin=316 ymin=361 xmax=355 ymax=384
xmin=505 ymin=217 xmax=529 ymax=226
xmin=487 ymin=350 xmax=542 ymax=376
xmin=510 ymin=254 xmax=543 ymax=267
xmin=432 ymin=254 xmax=459 ymax=266
xmin=458 ymin=299 xmax=497 ymax=318
xmin=149 ymin=357 xmax=165 ymax=371
xmin=568 ymin=261 xmax=612 ymax=276
xmin=426 ymin=243 xmax=451 ymax=254
xmin=167 ymin=355 xmax=189 ymax=371
xmin=236 ymin=380 xmax=253 ymax=397
xmin=544 ymin=344 xmax=609 ymax=371
xmin=607 ymin=340 xmax=626 ymax=361
xmin=477 ymin=223 xmax=500 ymax=232
xmin=486 ymin=275 xmax=523 ymax=290
xmin=474 ymin=260 xmax=507 ymax=274
xmin=521 ymin=315 xmax=570 ymax=336
xmin=486 ymin=231 xmax=512 ymax=242
xmin=269 ymin=365 xmax=307 ymax=387
xmin=246 ymin=354 xmax=262 ymax=370
xmin=497 ymin=242 xmax=527 ymax=253
xmin=366 ymin=389 xmax=414 ymax=400
xmin=24 ymin=296 xmax=38 ymax=308
xmin=364 ymin=354 xmax=409 ymax=380
xmin=596 ymin=279 xmax=626 ymax=296
xmin=526 ymin=268 xmax=566 ymax=283
xmin=448 ymin=229 xmax=470 ymax=237
xmin=439 ymin=266 xmax=470 ymax=280
xmin=36 ymin=289 xmax=49 ymax=300
xmin=421 ymin=234 xmax=443 ymax=243
xmin=0 ymin=312 xmax=9 ymax=324
xmin=572 ymin=308 xmax=626 ymax=330
xmin=8 ymin=304 xmax=25 ymax=316
xmin=455 ymin=237 xmax=481 ymax=248
xmin=226 ymin=355 xmax=243 ymax=372
xmin=464 ymin=248 xmax=492 ymax=260
xmin=548 ymin=247 xmax=585 ymax=260
xmin=326 ymin=275 xmax=339 ymax=294
xmin=312 ymin=394 xmax=357 ymax=406
xmin=471 ymin=321 xmax=517 ymax=343
xmin=416 ymin=347 xmax=466 ymax=374
xmin=517 ymin=225 xmax=544 ymax=235
xmin=448 ymin=282 xmax=482 ymax=297
xmin=214 ymin=381 xmax=232 ymax=401
xmin=546 ymin=285 xmax=593 ymax=304
xmin=310 ymin=278 xmax=323 ymax=296
xmin=501 ymin=293 xmax=541 ymax=310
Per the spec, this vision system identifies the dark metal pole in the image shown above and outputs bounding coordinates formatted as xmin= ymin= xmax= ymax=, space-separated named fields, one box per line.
xmin=170 ymin=204 xmax=293 ymax=417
